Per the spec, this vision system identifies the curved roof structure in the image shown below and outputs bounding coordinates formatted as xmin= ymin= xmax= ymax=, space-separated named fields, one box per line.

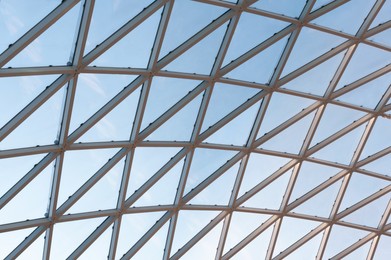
xmin=0 ymin=0 xmax=390 ymax=259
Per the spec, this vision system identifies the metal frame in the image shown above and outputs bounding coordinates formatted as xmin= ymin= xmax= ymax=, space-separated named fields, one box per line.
xmin=0 ymin=0 xmax=390 ymax=259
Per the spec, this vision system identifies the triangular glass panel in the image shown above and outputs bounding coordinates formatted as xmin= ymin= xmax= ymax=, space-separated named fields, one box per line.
xmin=309 ymin=104 xmax=366 ymax=146
xmin=322 ymin=225 xmax=370 ymax=259
xmin=50 ymin=217 xmax=105 ymax=259
xmin=260 ymin=111 xmax=314 ymax=154
xmin=0 ymin=0 xmax=58 ymax=54
xmin=5 ymin=2 xmax=81 ymax=67
xmin=257 ymin=92 xmax=314 ymax=138
xmin=223 ymin=13 xmax=290 ymax=67
xmin=229 ymin=219 xmax=274 ymax=259
xmin=338 ymin=73 xmax=391 ymax=109
xmin=201 ymin=83 xmax=260 ymax=132
xmin=338 ymin=172 xmax=390 ymax=211
xmin=251 ymin=0 xmax=306 ymax=18
xmin=131 ymin=221 xmax=169 ymax=260
xmin=311 ymin=0 xmax=376 ymax=35
xmin=125 ymin=147 xmax=181 ymax=198
xmin=84 ymin=0 xmax=154 ymax=54
xmin=0 ymin=84 xmax=64 ymax=150
xmin=361 ymin=153 xmax=391 ymax=177
xmin=0 ymin=227 xmax=35 ymax=259
xmin=281 ymin=52 xmax=344 ymax=96
xmin=291 ymin=179 xmax=342 ymax=218
xmin=283 ymin=232 xmax=323 ymax=260
xmin=75 ymin=84 xmax=140 ymax=142
xmin=0 ymin=74 xmax=59 ymax=127
xmin=189 ymin=161 xmax=239 ymax=206
xmin=282 ymin=27 xmax=346 ymax=77
xmin=241 ymin=170 xmax=290 ymax=210
xmin=311 ymin=0 xmax=335 ymax=12
xmin=342 ymin=239 xmax=372 ymax=260
xmin=145 ymin=93 xmax=202 ymax=141
xmin=163 ymin=21 xmax=227 ymax=74
xmin=116 ymin=212 xmax=165 ymax=258
xmin=58 ymin=148 xmax=121 ymax=206
xmin=92 ymin=8 xmax=161 ymax=68
xmin=0 ymin=162 xmax=52 ymax=225
xmin=367 ymin=27 xmax=391 ymax=46
xmin=225 ymin=35 xmax=288 ymax=84
xmin=239 ymin=153 xmax=291 ymax=197
xmin=204 ymin=101 xmax=259 ymax=146
xmin=360 ymin=116 xmax=391 ymax=159
xmin=341 ymin=192 xmax=391 ymax=228
xmin=374 ymin=235 xmax=391 ymax=259
xmin=141 ymin=77 xmax=201 ymax=130
xmin=69 ymin=73 xmax=138 ymax=134
xmin=289 ymin=161 xmax=341 ymax=202
xmin=184 ymin=148 xmax=236 ymax=195
xmin=369 ymin=0 xmax=391 ymax=29
xmin=78 ymin=223 xmax=112 ymax=260
xmin=65 ymin=157 xmax=125 ymax=214
xmin=336 ymin=43 xmax=391 ymax=90
xmin=311 ymin=124 xmax=365 ymax=165
xmin=132 ymin=158 xmax=184 ymax=207
xmin=0 ymin=153 xmax=46 ymax=196
xmin=171 ymin=210 xmax=220 ymax=255
xmin=223 ymin=212 xmax=271 ymax=255
xmin=159 ymin=1 xmax=227 ymax=58
xmin=17 ymin=232 xmax=45 ymax=260
xmin=181 ymin=221 xmax=223 ymax=259
xmin=273 ymin=217 xmax=320 ymax=258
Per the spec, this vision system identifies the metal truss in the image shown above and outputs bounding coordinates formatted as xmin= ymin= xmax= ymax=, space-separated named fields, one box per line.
xmin=0 ymin=0 xmax=390 ymax=259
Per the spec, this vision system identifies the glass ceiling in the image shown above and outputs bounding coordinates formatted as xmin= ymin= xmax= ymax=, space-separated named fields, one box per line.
xmin=0 ymin=0 xmax=390 ymax=259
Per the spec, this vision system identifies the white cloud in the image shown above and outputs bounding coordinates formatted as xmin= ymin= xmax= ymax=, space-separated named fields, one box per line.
xmin=79 ymin=74 xmax=106 ymax=97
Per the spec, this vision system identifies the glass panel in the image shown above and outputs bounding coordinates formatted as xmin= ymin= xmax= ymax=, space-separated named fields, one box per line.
xmin=125 ymin=147 xmax=181 ymax=198
xmin=361 ymin=153 xmax=391 ymax=177
xmin=338 ymin=172 xmax=390 ymax=211
xmin=201 ymin=83 xmax=259 ymax=132
xmin=78 ymin=224 xmax=112 ymax=260
xmin=292 ymin=179 xmax=342 ymax=218
xmin=182 ymin=221 xmax=223 ymax=260
xmin=311 ymin=124 xmax=365 ymax=165
xmin=285 ymin=232 xmax=323 ymax=260
xmin=204 ymin=101 xmax=259 ymax=146
xmin=369 ymin=0 xmax=391 ymax=29
xmin=69 ymin=73 xmax=137 ymax=134
xmin=251 ymin=0 xmax=306 ymax=18
xmin=84 ymin=0 xmax=154 ymax=54
xmin=141 ymin=77 xmax=201 ymax=130
xmin=171 ymin=210 xmax=220 ymax=255
xmin=360 ymin=116 xmax=391 ymax=158
xmin=223 ymin=12 xmax=289 ymax=66
xmin=116 ymin=212 xmax=164 ymax=258
xmin=260 ymin=111 xmax=314 ymax=154
xmin=58 ymin=148 xmax=120 ymax=206
xmin=225 ymin=35 xmax=288 ymax=83
xmin=164 ymin=22 xmax=227 ymax=74
xmin=0 ymin=227 xmax=36 ymax=259
xmin=17 ymin=233 xmax=45 ymax=259
xmin=257 ymin=92 xmax=314 ymax=138
xmin=92 ymin=7 xmax=161 ymax=68
xmin=184 ymin=148 xmax=236 ymax=195
xmin=5 ymin=2 xmax=81 ymax=67
xmin=50 ymin=217 xmax=105 ymax=259
xmin=336 ymin=43 xmax=391 ymax=90
xmin=189 ymin=161 xmax=239 ymax=206
xmin=239 ymin=153 xmax=291 ymax=197
xmin=0 ymin=162 xmax=52 ymax=225
xmin=281 ymin=52 xmax=344 ymax=96
xmin=282 ymin=27 xmax=346 ymax=77
xmin=367 ymin=28 xmax=391 ymax=46
xmin=133 ymin=158 xmax=184 ymax=207
xmin=224 ymin=212 xmax=271 ymax=255
xmin=273 ymin=217 xmax=320 ymax=258
xmin=311 ymin=0 xmax=376 ymax=35
xmin=242 ymin=170 xmax=290 ymax=209
xmin=159 ymin=1 xmax=227 ymax=58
